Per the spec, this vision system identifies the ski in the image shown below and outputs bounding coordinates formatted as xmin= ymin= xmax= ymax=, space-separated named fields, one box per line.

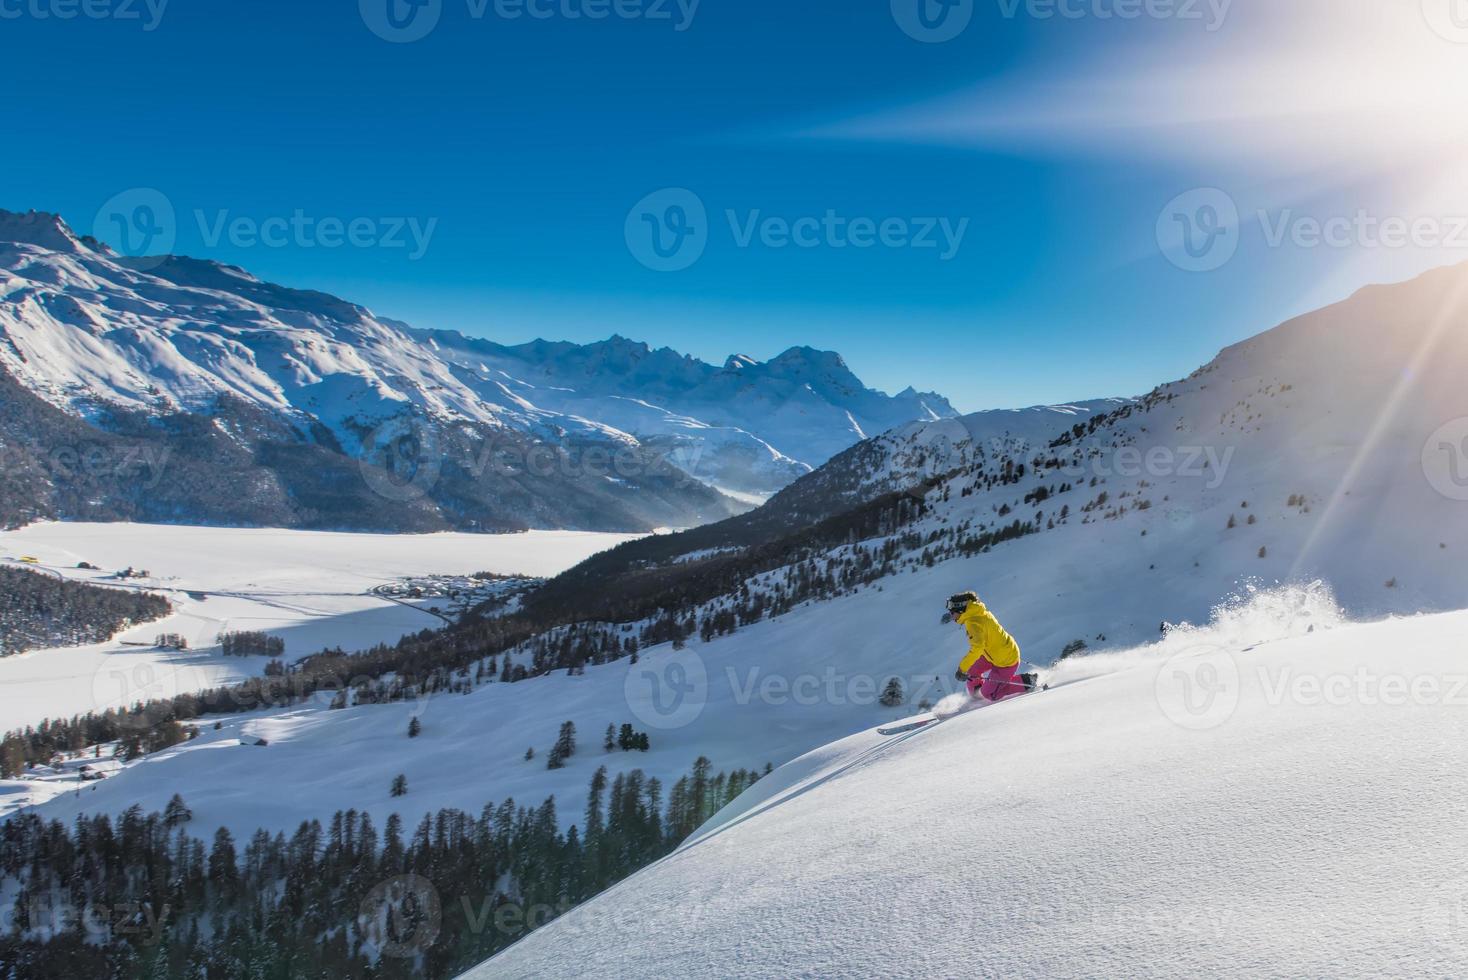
xmin=877 ymin=718 xmax=938 ymax=736
xmin=877 ymin=674 xmax=1047 ymax=735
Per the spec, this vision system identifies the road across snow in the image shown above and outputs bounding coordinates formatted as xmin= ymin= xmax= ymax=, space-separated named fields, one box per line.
xmin=467 ymin=607 xmax=1468 ymax=979
xmin=0 ymin=522 xmax=638 ymax=730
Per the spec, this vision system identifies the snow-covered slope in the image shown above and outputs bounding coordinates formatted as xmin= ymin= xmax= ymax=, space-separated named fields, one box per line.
xmin=470 ymin=605 xmax=1468 ymax=978
xmin=0 ymin=209 xmax=956 ymax=518
xmin=746 ymin=258 xmax=1468 ymax=618
xmin=755 ymin=397 xmax=1133 ymax=525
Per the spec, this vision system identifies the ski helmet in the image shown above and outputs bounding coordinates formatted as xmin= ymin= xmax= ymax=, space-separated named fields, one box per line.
xmin=946 ymin=591 xmax=978 ymax=616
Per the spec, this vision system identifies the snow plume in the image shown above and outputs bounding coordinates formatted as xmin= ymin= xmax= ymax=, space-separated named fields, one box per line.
xmin=1043 ymin=581 xmax=1346 ymax=688
xmin=931 ymin=691 xmax=971 ymax=717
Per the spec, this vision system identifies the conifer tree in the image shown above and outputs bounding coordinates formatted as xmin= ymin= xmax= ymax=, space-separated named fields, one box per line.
xmin=164 ymin=793 xmax=193 ymax=827
xmin=547 ymin=720 xmax=576 ymax=769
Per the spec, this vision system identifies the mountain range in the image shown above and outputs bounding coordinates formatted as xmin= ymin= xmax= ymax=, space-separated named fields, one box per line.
xmin=0 ymin=208 xmax=956 ymax=531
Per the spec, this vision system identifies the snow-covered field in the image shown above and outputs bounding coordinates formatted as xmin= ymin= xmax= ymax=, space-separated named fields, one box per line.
xmin=471 ymin=602 xmax=1468 ymax=978
xmin=0 ymin=523 xmax=637 ymax=730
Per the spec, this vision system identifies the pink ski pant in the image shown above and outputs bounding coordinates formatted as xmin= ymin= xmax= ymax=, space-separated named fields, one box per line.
xmin=967 ymin=656 xmax=1025 ymax=701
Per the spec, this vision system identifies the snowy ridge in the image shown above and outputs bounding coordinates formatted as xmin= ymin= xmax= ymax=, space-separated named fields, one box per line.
xmin=737 ymin=397 xmax=1132 ymax=530
xmin=869 ymin=398 xmax=1136 ymax=491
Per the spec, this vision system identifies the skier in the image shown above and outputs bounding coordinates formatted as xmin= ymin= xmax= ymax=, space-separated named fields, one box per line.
xmin=946 ymin=591 xmax=1027 ymax=702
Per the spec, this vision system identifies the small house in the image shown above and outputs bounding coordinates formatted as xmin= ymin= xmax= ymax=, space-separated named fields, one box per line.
xmin=79 ymin=759 xmax=123 ymax=780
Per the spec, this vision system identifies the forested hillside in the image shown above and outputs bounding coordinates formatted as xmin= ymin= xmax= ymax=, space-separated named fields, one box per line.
xmin=0 ymin=758 xmax=764 ymax=978
xmin=0 ymin=567 xmax=170 ymax=657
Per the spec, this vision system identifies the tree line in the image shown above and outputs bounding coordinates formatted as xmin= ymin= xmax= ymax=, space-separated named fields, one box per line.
xmin=0 ymin=756 xmax=765 ymax=979
xmin=0 ymin=567 xmax=169 ymax=658
xmin=217 ymin=630 xmax=284 ymax=657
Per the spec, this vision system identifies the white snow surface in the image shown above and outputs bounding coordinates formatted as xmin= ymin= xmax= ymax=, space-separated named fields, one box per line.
xmin=0 ymin=522 xmax=636 ymax=730
xmin=470 ymin=601 xmax=1468 ymax=978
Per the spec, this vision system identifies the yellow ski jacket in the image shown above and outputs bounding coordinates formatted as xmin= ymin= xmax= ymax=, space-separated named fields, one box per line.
xmin=957 ymin=600 xmax=1021 ymax=671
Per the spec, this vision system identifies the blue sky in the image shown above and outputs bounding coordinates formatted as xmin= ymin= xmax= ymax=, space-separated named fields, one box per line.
xmin=6 ymin=0 xmax=1467 ymax=412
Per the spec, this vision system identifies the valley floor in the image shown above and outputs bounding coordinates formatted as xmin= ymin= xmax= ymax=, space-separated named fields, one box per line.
xmin=0 ymin=522 xmax=638 ymax=731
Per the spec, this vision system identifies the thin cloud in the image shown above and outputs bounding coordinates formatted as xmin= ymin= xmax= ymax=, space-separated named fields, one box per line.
xmin=797 ymin=2 xmax=1468 ymax=175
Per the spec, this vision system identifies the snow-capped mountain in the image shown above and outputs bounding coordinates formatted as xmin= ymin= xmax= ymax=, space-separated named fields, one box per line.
xmin=413 ymin=329 xmax=957 ymax=497
xmin=0 ymin=209 xmax=957 ymax=532
xmin=750 ymin=397 xmax=1135 ymax=528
